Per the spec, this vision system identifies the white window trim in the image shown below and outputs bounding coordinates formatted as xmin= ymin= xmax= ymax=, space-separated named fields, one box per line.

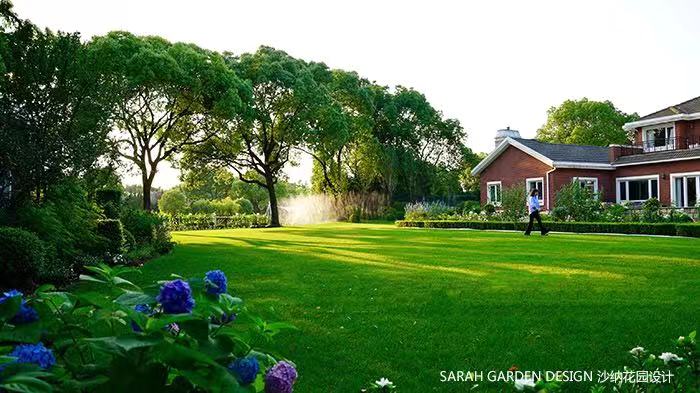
xmin=572 ymin=177 xmax=599 ymax=194
xmin=525 ymin=177 xmax=544 ymax=204
xmin=486 ymin=181 xmax=502 ymax=206
xmin=669 ymin=171 xmax=700 ymax=208
xmin=616 ymin=175 xmax=660 ymax=204
xmin=641 ymin=123 xmax=675 ymax=152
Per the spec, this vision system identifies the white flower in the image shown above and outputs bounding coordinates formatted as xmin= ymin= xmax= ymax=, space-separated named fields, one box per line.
xmin=375 ymin=377 xmax=393 ymax=388
xmin=629 ymin=346 xmax=645 ymax=356
xmin=659 ymin=352 xmax=682 ymax=364
xmin=514 ymin=377 xmax=536 ymax=391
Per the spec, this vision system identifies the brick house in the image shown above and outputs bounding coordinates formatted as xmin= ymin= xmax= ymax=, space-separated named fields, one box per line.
xmin=471 ymin=96 xmax=700 ymax=210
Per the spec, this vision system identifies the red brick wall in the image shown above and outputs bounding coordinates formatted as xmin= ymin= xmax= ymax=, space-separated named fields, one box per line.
xmin=478 ymin=145 xmax=700 ymax=208
xmin=615 ymin=159 xmax=700 ymax=205
xmin=479 ymin=146 xmax=553 ymax=206
xmin=549 ymin=169 xmax=615 ymax=205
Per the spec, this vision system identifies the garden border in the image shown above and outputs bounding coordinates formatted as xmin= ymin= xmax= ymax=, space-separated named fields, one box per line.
xmin=396 ymin=220 xmax=700 ymax=238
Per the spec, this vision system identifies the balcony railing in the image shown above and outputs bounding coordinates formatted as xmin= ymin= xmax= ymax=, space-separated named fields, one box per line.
xmin=619 ymin=135 xmax=700 ymax=156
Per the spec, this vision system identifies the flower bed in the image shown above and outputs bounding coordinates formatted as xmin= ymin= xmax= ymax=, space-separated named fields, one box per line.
xmin=0 ymin=265 xmax=297 ymax=392
xmin=396 ymin=220 xmax=700 ymax=237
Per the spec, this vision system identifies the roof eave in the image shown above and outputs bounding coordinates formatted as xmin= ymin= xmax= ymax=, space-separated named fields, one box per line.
xmin=622 ymin=112 xmax=700 ymax=131
xmin=470 ymin=138 xmax=554 ymax=176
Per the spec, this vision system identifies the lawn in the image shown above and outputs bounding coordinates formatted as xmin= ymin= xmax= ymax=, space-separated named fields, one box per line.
xmin=137 ymin=223 xmax=700 ymax=392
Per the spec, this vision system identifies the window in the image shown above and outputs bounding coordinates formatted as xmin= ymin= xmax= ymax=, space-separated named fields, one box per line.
xmin=642 ymin=124 xmax=674 ymax=152
xmin=487 ymin=181 xmax=502 ymax=205
xmin=616 ymin=176 xmax=659 ymax=203
xmin=671 ymin=172 xmax=700 ymax=207
xmin=573 ymin=177 xmax=598 ymax=195
xmin=525 ymin=177 xmax=544 ymax=204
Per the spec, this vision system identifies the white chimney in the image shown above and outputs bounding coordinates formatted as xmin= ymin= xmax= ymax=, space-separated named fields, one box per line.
xmin=494 ymin=126 xmax=521 ymax=148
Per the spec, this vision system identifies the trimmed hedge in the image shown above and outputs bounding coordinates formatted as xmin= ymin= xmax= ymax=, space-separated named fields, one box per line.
xmin=164 ymin=213 xmax=268 ymax=231
xmin=96 ymin=219 xmax=125 ymax=253
xmin=0 ymin=226 xmax=46 ymax=288
xmin=396 ymin=220 xmax=700 ymax=238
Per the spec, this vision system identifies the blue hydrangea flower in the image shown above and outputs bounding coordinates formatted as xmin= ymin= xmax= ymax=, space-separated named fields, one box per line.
xmin=0 ymin=289 xmax=23 ymax=303
xmin=131 ymin=304 xmax=152 ymax=332
xmin=156 ymin=279 xmax=195 ymax=314
xmin=264 ymin=361 xmax=297 ymax=393
xmin=211 ymin=312 xmax=237 ymax=325
xmin=11 ymin=303 xmax=39 ymax=325
xmin=1 ymin=290 xmax=39 ymax=325
xmin=9 ymin=343 xmax=56 ymax=369
xmin=228 ymin=356 xmax=260 ymax=385
xmin=204 ymin=270 xmax=228 ymax=295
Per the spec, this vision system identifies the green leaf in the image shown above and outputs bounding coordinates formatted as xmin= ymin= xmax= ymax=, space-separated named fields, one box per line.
xmin=79 ymin=275 xmax=106 ymax=284
xmin=0 ymin=296 xmax=21 ymax=321
xmin=0 ymin=321 xmax=43 ymax=343
xmin=114 ymin=291 xmax=153 ymax=307
xmin=84 ymin=336 xmax=161 ymax=352
xmin=0 ymin=371 xmax=53 ymax=393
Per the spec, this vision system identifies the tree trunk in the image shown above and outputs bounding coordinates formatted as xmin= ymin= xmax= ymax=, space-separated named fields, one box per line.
xmin=142 ymin=175 xmax=152 ymax=211
xmin=265 ymin=174 xmax=281 ymax=227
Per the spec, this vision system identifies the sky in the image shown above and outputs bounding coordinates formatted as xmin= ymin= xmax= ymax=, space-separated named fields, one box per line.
xmin=12 ymin=0 xmax=700 ymax=188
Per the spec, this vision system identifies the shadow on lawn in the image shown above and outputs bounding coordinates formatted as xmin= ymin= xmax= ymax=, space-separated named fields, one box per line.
xmin=174 ymin=231 xmax=641 ymax=283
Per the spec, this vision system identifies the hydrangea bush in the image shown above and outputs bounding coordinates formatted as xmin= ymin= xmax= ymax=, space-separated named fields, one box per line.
xmin=0 ymin=265 xmax=298 ymax=392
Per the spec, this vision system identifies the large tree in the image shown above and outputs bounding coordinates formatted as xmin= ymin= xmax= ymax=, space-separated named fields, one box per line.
xmin=536 ymin=98 xmax=639 ymax=146
xmin=88 ymin=32 xmax=249 ymax=210
xmin=305 ymin=70 xmax=373 ymax=194
xmin=0 ymin=7 xmax=112 ymax=207
xmin=184 ymin=46 xmax=331 ymax=226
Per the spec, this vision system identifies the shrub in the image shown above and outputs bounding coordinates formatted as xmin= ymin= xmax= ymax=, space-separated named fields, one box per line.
xmin=13 ymin=181 xmax=103 ymax=259
xmin=96 ymin=219 xmax=125 ymax=255
xmin=0 ymin=227 xmax=46 ymax=288
xmin=381 ymin=202 xmax=405 ymax=221
xmin=190 ymin=198 xmax=215 ymax=214
xmin=550 ymin=206 xmax=568 ymax=222
xmin=95 ymin=188 xmax=122 ymax=219
xmin=554 ymin=182 xmax=602 ymax=221
xmin=0 ymin=265 xmax=298 ymax=392
xmin=676 ymin=224 xmax=700 ymax=238
xmin=235 ymin=198 xmax=254 ymax=214
xmin=404 ymin=201 xmax=454 ymax=220
xmin=211 ymin=197 xmax=241 ymax=216
xmin=459 ymin=200 xmax=481 ymax=215
xmin=164 ymin=213 xmax=268 ymax=231
xmin=601 ymin=203 xmax=627 ymax=222
xmin=641 ymin=197 xmax=662 ymax=222
xmin=396 ymin=220 xmax=695 ymax=237
xmin=500 ymin=185 xmax=527 ymax=222
xmin=482 ymin=203 xmax=496 ymax=215
xmin=665 ymin=209 xmax=693 ymax=223
xmin=348 ymin=206 xmax=361 ymax=223
xmin=120 ymin=208 xmax=160 ymax=243
xmin=122 ymin=228 xmax=136 ymax=251
xmin=158 ymin=188 xmax=188 ymax=215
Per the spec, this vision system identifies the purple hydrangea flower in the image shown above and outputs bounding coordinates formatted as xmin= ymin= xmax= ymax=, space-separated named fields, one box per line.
xmin=264 ymin=361 xmax=298 ymax=393
xmin=1 ymin=290 xmax=39 ymax=325
xmin=156 ymin=279 xmax=195 ymax=314
xmin=9 ymin=343 xmax=56 ymax=369
xmin=204 ymin=270 xmax=228 ymax=295
xmin=228 ymin=356 xmax=260 ymax=385
xmin=131 ymin=303 xmax=152 ymax=332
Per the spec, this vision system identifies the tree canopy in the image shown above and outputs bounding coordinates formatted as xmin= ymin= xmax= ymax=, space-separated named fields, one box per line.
xmin=536 ymin=98 xmax=639 ymax=146
xmin=88 ymin=32 xmax=250 ymax=210
xmin=0 ymin=8 xmax=112 ymax=206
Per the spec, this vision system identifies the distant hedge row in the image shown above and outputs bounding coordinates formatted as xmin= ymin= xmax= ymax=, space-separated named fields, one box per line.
xmin=396 ymin=220 xmax=700 ymax=238
xmin=164 ymin=213 xmax=268 ymax=231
